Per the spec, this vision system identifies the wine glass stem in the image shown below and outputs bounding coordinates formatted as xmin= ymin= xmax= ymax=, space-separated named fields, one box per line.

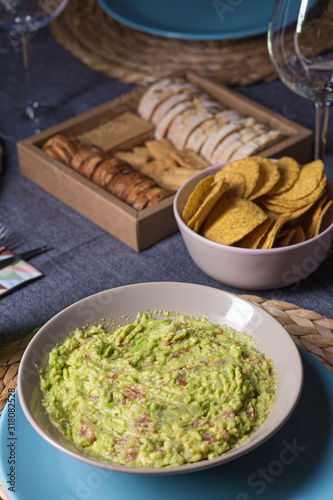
xmin=21 ymin=33 xmax=38 ymax=121
xmin=314 ymin=102 xmax=330 ymax=161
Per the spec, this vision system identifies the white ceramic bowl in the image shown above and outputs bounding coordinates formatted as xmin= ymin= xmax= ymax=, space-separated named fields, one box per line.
xmin=18 ymin=282 xmax=303 ymax=475
xmin=174 ymin=164 xmax=333 ymax=290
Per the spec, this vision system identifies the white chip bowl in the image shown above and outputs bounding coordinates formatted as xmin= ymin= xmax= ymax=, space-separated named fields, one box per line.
xmin=174 ymin=164 xmax=333 ymax=290
xmin=18 ymin=282 xmax=303 ymax=475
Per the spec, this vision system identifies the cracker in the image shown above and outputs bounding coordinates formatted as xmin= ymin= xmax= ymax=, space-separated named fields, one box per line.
xmin=139 ymin=158 xmax=177 ymax=179
xmin=114 ymin=148 xmax=150 ymax=168
xmin=145 ymin=138 xmax=176 ymax=160
xmin=157 ymin=167 xmax=202 ymax=191
xmin=170 ymin=149 xmax=210 ymax=170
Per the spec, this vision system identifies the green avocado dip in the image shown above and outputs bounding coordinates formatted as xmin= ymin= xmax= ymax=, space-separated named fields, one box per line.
xmin=39 ymin=312 xmax=277 ymax=468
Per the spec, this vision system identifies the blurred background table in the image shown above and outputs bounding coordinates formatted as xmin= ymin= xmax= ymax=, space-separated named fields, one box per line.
xmin=0 ymin=0 xmax=333 ymax=349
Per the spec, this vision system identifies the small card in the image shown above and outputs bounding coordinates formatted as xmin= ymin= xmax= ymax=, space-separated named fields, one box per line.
xmin=0 ymin=260 xmax=43 ymax=296
xmin=0 ymin=246 xmax=15 ymax=268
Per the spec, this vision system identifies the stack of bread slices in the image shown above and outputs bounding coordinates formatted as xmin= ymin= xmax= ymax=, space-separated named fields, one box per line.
xmin=42 ymin=134 xmax=174 ymax=211
xmin=137 ymin=77 xmax=285 ymax=165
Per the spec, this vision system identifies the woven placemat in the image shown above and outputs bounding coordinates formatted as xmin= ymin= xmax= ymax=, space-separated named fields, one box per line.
xmin=1 ymin=295 xmax=333 ymax=499
xmin=50 ymin=0 xmax=277 ymax=86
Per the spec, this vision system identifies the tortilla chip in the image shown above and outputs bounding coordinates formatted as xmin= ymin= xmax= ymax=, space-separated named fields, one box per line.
xmin=214 ymin=171 xmax=246 ymax=198
xmin=271 ymin=160 xmax=324 ymax=202
xmin=257 ymin=214 xmax=290 ymax=249
xmin=277 ymin=227 xmax=296 ymax=247
xmin=188 ymin=179 xmax=230 ymax=232
xmin=290 ymin=226 xmax=306 ymax=245
xmin=220 ymin=158 xmax=261 ymax=198
xmin=182 ymin=176 xmax=215 ymax=224
xmin=267 ymin=157 xmax=300 ymax=195
xmin=235 ymin=217 xmax=275 ymax=249
xmin=314 ymin=199 xmax=333 ymax=237
xmin=298 ymin=194 xmax=328 ymax=239
xmin=202 ymin=197 xmax=267 ymax=246
xmin=248 ymin=157 xmax=280 ymax=200
xmin=181 ymin=156 xmax=332 ymax=248
xmin=262 ymin=174 xmax=327 ymax=211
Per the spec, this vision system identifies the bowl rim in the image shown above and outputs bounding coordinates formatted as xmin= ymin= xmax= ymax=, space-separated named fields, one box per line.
xmin=17 ymin=282 xmax=303 ymax=475
xmin=173 ymin=163 xmax=333 ymax=255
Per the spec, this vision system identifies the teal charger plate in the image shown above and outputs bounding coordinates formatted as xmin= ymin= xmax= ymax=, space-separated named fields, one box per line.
xmin=97 ymin=0 xmax=276 ymax=40
xmin=0 ymin=348 xmax=333 ymax=500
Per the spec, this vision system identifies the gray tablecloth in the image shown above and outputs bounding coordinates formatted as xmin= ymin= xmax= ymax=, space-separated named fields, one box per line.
xmin=1 ymin=25 xmax=333 ymax=346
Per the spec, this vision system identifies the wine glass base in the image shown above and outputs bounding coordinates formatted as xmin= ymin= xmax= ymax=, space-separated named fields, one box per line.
xmin=22 ymin=101 xmax=73 ymax=136
xmin=0 ymin=101 xmax=73 ymax=142
xmin=25 ymin=102 xmax=42 ymax=133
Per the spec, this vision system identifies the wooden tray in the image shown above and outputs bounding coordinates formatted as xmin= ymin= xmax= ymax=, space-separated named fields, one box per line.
xmin=17 ymin=72 xmax=313 ymax=251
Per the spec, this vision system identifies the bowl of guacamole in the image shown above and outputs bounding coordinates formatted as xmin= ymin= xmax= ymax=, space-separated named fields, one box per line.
xmin=18 ymin=282 xmax=303 ymax=475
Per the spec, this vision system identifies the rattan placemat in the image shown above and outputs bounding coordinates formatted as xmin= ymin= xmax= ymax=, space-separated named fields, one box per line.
xmin=1 ymin=295 xmax=333 ymax=499
xmin=50 ymin=0 xmax=277 ymax=86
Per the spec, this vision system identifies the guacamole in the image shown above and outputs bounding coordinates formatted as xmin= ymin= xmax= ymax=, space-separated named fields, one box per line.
xmin=39 ymin=312 xmax=277 ymax=468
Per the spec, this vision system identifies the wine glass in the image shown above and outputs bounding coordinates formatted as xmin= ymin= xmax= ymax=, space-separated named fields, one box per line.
xmin=268 ymin=0 xmax=333 ymax=160
xmin=0 ymin=0 xmax=69 ymax=132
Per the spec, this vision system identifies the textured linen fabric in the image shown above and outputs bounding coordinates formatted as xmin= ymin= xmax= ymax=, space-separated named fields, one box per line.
xmin=0 ymin=25 xmax=333 ymax=346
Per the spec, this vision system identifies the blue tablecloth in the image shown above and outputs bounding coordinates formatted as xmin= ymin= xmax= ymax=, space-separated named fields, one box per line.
xmin=1 ymin=24 xmax=333 ymax=346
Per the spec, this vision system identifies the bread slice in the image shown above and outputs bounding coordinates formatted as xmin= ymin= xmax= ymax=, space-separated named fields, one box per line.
xmin=167 ymin=110 xmax=213 ymax=150
xmin=70 ymin=145 xmax=102 ymax=171
xmin=42 ymin=134 xmax=79 ymax=165
xmin=200 ymin=120 xmax=246 ymax=163
xmin=154 ymin=101 xmax=194 ymax=140
xmin=229 ymin=130 xmax=285 ymax=161
xmin=151 ymin=90 xmax=198 ymax=125
xmin=79 ymin=152 xmax=106 ymax=179
xmin=137 ymin=78 xmax=196 ymax=121
xmin=91 ymin=158 xmax=121 ymax=187
xmin=210 ymin=132 xmax=243 ymax=164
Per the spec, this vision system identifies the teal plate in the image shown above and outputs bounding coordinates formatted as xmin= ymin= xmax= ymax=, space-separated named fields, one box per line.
xmin=1 ymin=349 xmax=333 ymax=500
xmin=97 ymin=0 xmax=276 ymax=40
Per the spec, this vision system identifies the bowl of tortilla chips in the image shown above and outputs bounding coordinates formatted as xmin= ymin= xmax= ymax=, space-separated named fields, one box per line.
xmin=174 ymin=156 xmax=333 ymax=290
